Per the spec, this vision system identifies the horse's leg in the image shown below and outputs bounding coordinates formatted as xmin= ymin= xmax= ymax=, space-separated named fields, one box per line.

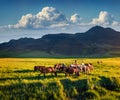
xmin=52 ymin=72 xmax=54 ymax=76
xmin=82 ymin=67 xmax=85 ymax=73
xmin=51 ymin=71 xmax=55 ymax=76
xmin=86 ymin=67 xmax=89 ymax=74
xmin=75 ymin=72 xmax=80 ymax=76
xmin=44 ymin=73 xmax=45 ymax=77
xmin=84 ymin=67 xmax=86 ymax=74
xmin=65 ymin=72 xmax=67 ymax=76
xmin=51 ymin=72 xmax=53 ymax=76
xmin=54 ymin=72 xmax=57 ymax=76
xmin=87 ymin=68 xmax=90 ymax=74
xmin=39 ymin=72 xmax=42 ymax=76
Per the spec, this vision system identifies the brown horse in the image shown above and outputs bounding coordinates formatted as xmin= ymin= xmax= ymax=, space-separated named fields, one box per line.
xmin=54 ymin=63 xmax=66 ymax=72
xmin=88 ymin=63 xmax=94 ymax=70
xmin=34 ymin=66 xmax=45 ymax=71
xmin=64 ymin=66 xmax=82 ymax=76
xmin=83 ymin=64 xmax=90 ymax=74
xmin=39 ymin=67 xmax=57 ymax=77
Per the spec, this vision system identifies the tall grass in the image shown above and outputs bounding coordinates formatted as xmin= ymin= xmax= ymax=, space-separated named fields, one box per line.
xmin=0 ymin=58 xmax=120 ymax=100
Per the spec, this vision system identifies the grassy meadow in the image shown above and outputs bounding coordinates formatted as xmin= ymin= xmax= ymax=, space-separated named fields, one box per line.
xmin=0 ymin=58 xmax=120 ymax=100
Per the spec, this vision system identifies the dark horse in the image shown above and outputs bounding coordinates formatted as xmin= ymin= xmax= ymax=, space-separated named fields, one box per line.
xmin=34 ymin=66 xmax=45 ymax=71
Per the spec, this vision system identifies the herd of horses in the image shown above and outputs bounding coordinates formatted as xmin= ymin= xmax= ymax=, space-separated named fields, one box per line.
xmin=34 ymin=63 xmax=94 ymax=77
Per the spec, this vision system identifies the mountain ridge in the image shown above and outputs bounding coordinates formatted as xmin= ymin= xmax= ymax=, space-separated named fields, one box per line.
xmin=0 ymin=26 xmax=120 ymax=57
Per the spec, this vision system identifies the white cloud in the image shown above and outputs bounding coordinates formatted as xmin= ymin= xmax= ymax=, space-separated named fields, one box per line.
xmin=91 ymin=11 xmax=119 ymax=26
xmin=1 ymin=7 xmax=120 ymax=43
xmin=3 ymin=8 xmax=120 ymax=31
xmin=8 ymin=7 xmax=69 ymax=29
xmin=2 ymin=10 xmax=119 ymax=32
xmin=9 ymin=14 xmax=34 ymax=29
xmin=70 ymin=13 xmax=82 ymax=24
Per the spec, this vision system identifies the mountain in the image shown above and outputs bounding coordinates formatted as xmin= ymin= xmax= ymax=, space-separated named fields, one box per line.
xmin=0 ymin=26 xmax=120 ymax=57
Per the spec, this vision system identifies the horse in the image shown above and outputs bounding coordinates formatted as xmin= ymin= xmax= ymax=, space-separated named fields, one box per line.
xmin=54 ymin=63 xmax=66 ymax=72
xmin=97 ymin=61 xmax=102 ymax=64
xmin=83 ymin=64 xmax=90 ymax=74
xmin=34 ymin=66 xmax=45 ymax=71
xmin=82 ymin=63 xmax=94 ymax=74
xmin=87 ymin=63 xmax=94 ymax=70
xmin=39 ymin=66 xmax=57 ymax=77
xmin=64 ymin=66 xmax=82 ymax=76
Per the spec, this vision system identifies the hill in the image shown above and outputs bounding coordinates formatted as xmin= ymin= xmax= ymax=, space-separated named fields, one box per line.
xmin=0 ymin=26 xmax=120 ymax=57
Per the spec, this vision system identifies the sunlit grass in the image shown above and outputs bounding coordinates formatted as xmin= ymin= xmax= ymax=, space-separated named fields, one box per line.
xmin=0 ymin=58 xmax=120 ymax=100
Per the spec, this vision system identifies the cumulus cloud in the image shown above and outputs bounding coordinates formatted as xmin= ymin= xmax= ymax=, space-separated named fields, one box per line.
xmin=91 ymin=11 xmax=119 ymax=26
xmin=8 ymin=7 xmax=69 ymax=29
xmin=1 ymin=8 xmax=120 ymax=31
xmin=70 ymin=13 xmax=82 ymax=24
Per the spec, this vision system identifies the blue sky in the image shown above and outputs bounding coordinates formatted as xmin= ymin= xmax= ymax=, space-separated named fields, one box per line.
xmin=0 ymin=0 xmax=120 ymax=43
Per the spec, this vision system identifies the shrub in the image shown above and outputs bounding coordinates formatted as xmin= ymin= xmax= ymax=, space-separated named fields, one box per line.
xmin=83 ymin=90 xmax=100 ymax=100
xmin=100 ymin=76 xmax=120 ymax=91
xmin=110 ymin=91 xmax=120 ymax=100
xmin=66 ymin=87 xmax=79 ymax=98
xmin=94 ymin=86 xmax=107 ymax=96
xmin=75 ymin=79 xmax=90 ymax=92
xmin=46 ymin=81 xmax=66 ymax=100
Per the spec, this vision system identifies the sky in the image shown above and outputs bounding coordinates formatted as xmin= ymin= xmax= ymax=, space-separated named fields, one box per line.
xmin=0 ymin=0 xmax=120 ymax=43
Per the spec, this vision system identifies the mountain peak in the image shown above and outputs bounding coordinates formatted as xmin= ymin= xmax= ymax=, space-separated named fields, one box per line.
xmin=86 ymin=25 xmax=117 ymax=34
xmin=91 ymin=25 xmax=104 ymax=29
xmin=86 ymin=26 xmax=105 ymax=33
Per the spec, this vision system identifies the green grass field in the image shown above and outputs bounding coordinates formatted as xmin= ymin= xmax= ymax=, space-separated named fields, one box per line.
xmin=0 ymin=58 xmax=120 ymax=100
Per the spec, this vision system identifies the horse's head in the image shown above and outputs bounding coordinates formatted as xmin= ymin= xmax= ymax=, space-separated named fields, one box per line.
xmin=34 ymin=66 xmax=38 ymax=71
xmin=54 ymin=63 xmax=62 ymax=71
xmin=88 ymin=63 xmax=94 ymax=70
